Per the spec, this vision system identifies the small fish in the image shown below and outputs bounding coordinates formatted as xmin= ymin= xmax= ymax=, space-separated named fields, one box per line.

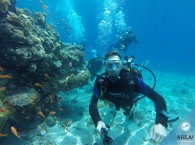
xmin=37 ymin=111 xmax=45 ymax=118
xmin=49 ymin=111 xmax=56 ymax=116
xmin=58 ymin=97 xmax=62 ymax=102
xmin=0 ymin=133 xmax=8 ymax=137
xmin=25 ymin=116 xmax=30 ymax=120
xmin=59 ymin=108 xmax=63 ymax=111
xmin=64 ymin=126 xmax=70 ymax=132
xmin=0 ymin=87 xmax=6 ymax=92
xmin=45 ymin=62 xmax=49 ymax=67
xmin=11 ymin=126 xmax=21 ymax=139
xmin=39 ymin=0 xmax=43 ymax=3
xmin=34 ymin=82 xmax=42 ymax=87
xmin=6 ymin=101 xmax=15 ymax=106
xmin=21 ymin=110 xmax=27 ymax=114
xmin=0 ymin=75 xmax=13 ymax=79
xmin=0 ymin=66 xmax=5 ymax=71
xmin=0 ymin=108 xmax=6 ymax=113
xmin=44 ymin=74 xmax=50 ymax=79
xmin=18 ymin=42 xmax=25 ymax=44
xmin=61 ymin=18 xmax=65 ymax=21
xmin=41 ymin=4 xmax=48 ymax=11
xmin=69 ymin=61 xmax=72 ymax=67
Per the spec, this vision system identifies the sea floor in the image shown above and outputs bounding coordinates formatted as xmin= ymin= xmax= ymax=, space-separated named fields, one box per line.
xmin=1 ymin=71 xmax=195 ymax=145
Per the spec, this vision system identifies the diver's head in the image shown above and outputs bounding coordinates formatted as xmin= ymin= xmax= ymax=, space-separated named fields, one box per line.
xmin=105 ymin=50 xmax=123 ymax=78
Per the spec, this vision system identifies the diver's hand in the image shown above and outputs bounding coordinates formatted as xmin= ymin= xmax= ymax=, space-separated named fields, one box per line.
xmin=96 ymin=121 xmax=108 ymax=133
xmin=150 ymin=124 xmax=167 ymax=143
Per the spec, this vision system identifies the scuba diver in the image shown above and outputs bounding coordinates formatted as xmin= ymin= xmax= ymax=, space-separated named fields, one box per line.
xmin=88 ymin=50 xmax=178 ymax=144
xmin=87 ymin=49 xmax=104 ymax=81
xmin=88 ymin=57 xmax=104 ymax=81
xmin=110 ymin=27 xmax=138 ymax=53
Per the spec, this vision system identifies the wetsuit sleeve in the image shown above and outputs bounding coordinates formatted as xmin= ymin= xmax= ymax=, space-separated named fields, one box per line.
xmin=145 ymin=86 xmax=168 ymax=128
xmin=89 ymin=78 xmax=102 ymax=127
xmin=135 ymin=76 xmax=168 ymax=128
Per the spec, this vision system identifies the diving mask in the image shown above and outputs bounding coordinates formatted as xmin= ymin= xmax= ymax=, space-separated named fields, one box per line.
xmin=105 ymin=56 xmax=123 ymax=76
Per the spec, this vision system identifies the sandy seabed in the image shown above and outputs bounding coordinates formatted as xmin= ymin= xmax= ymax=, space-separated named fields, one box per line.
xmin=1 ymin=71 xmax=195 ymax=145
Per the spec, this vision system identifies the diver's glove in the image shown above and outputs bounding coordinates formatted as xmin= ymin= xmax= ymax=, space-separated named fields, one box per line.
xmin=150 ymin=123 xmax=167 ymax=143
xmin=96 ymin=121 xmax=108 ymax=133
xmin=97 ymin=121 xmax=113 ymax=145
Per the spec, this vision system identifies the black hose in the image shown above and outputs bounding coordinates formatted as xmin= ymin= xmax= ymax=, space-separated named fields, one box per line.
xmin=132 ymin=64 xmax=157 ymax=102
xmin=134 ymin=64 xmax=156 ymax=90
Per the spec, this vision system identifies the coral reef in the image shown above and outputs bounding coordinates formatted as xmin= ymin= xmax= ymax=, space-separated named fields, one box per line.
xmin=0 ymin=0 xmax=16 ymax=17
xmin=0 ymin=1 xmax=89 ymax=133
xmin=8 ymin=88 xmax=39 ymax=107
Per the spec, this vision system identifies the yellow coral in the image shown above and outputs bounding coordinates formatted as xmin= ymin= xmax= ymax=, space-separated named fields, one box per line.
xmin=1 ymin=0 xmax=8 ymax=4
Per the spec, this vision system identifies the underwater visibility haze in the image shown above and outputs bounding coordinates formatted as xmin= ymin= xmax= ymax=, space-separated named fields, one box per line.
xmin=0 ymin=0 xmax=194 ymax=145
xmin=15 ymin=0 xmax=195 ymax=75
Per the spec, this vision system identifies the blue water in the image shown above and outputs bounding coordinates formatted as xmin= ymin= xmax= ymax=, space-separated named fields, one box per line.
xmin=1 ymin=1 xmax=195 ymax=144
xmin=17 ymin=0 xmax=195 ymax=75
xmin=16 ymin=0 xmax=195 ymax=75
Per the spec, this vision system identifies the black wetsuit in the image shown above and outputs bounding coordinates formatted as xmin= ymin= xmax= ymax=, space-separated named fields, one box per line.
xmin=89 ymin=68 xmax=168 ymax=128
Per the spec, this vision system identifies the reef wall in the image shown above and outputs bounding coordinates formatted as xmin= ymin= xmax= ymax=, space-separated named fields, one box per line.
xmin=0 ymin=0 xmax=89 ymax=132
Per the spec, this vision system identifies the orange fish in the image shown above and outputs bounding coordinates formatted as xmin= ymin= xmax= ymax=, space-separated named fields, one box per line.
xmin=0 ymin=66 xmax=5 ymax=71
xmin=0 ymin=87 xmax=6 ymax=92
xmin=37 ymin=111 xmax=45 ymax=118
xmin=34 ymin=82 xmax=42 ymax=87
xmin=44 ymin=74 xmax=50 ymax=78
xmin=0 ymin=108 xmax=6 ymax=113
xmin=49 ymin=111 xmax=56 ymax=116
xmin=11 ymin=126 xmax=21 ymax=139
xmin=0 ymin=133 xmax=8 ymax=137
xmin=0 ymin=75 xmax=13 ymax=79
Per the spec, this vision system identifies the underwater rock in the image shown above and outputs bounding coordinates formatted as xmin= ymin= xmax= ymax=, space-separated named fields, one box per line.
xmin=33 ymin=12 xmax=46 ymax=28
xmin=45 ymin=116 xmax=56 ymax=127
xmin=31 ymin=44 xmax=45 ymax=60
xmin=16 ymin=8 xmax=31 ymax=16
xmin=60 ymin=70 xmax=90 ymax=91
xmin=43 ymin=37 xmax=54 ymax=52
xmin=6 ymin=11 xmax=22 ymax=26
xmin=60 ymin=44 xmax=85 ymax=62
xmin=37 ymin=124 xmax=47 ymax=136
xmin=0 ymin=110 xmax=13 ymax=133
